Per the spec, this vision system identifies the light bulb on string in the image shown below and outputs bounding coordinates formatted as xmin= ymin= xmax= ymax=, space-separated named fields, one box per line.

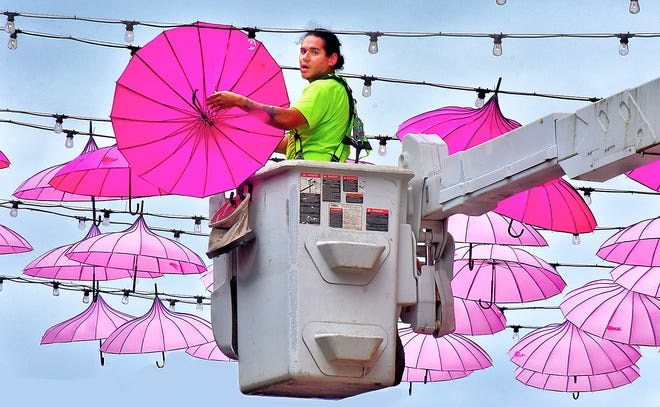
xmin=65 ymin=132 xmax=74 ymax=149
xmin=629 ymin=0 xmax=640 ymax=14
xmin=246 ymin=28 xmax=257 ymax=51
xmin=82 ymin=289 xmax=91 ymax=304
xmin=102 ymin=210 xmax=111 ymax=227
xmin=52 ymin=282 xmax=61 ymax=297
xmin=0 ymin=278 xmax=4 ymax=292
xmin=173 ymin=230 xmax=181 ymax=242
xmin=78 ymin=217 xmax=86 ymax=230
xmin=168 ymin=299 xmax=177 ymax=311
xmin=475 ymin=89 xmax=487 ymax=108
xmin=496 ymin=0 xmax=507 ymax=4
xmin=121 ymin=290 xmax=130 ymax=305
xmin=193 ymin=217 xmax=202 ymax=233
xmin=378 ymin=137 xmax=387 ymax=156
xmin=54 ymin=115 xmax=64 ymax=133
xmin=362 ymin=76 xmax=373 ymax=98
xmin=618 ymin=35 xmax=630 ymax=56
xmin=368 ymin=33 xmax=380 ymax=54
xmin=10 ymin=201 xmax=19 ymax=218
xmin=491 ymin=34 xmax=503 ymax=56
xmin=8 ymin=32 xmax=17 ymax=50
xmin=196 ymin=297 xmax=204 ymax=312
xmin=572 ymin=234 xmax=581 ymax=245
xmin=123 ymin=21 xmax=135 ymax=44
xmin=512 ymin=326 xmax=520 ymax=341
xmin=582 ymin=188 xmax=593 ymax=206
xmin=5 ymin=13 xmax=16 ymax=34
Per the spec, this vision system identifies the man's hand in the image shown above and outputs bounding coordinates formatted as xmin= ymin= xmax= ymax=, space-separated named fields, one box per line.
xmin=206 ymin=91 xmax=247 ymax=111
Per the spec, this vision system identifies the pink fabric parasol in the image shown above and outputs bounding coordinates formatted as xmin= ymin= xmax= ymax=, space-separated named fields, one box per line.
xmin=509 ymin=320 xmax=641 ymax=376
xmin=41 ymin=294 xmax=134 ymax=344
xmin=0 ymin=150 xmax=10 ymax=169
xmin=625 ymin=158 xmax=660 ymax=192
xmin=453 ymin=296 xmax=507 ymax=335
xmin=396 ymin=95 xmax=520 ymax=155
xmin=49 ymin=144 xmax=165 ymax=199
xmin=559 ymin=279 xmax=660 ymax=346
xmin=610 ymin=264 xmax=660 ymax=297
xmin=399 ymin=327 xmax=492 ymax=372
xmin=451 ymin=244 xmax=566 ymax=304
xmin=0 ymin=224 xmax=32 ymax=254
xmin=597 ymin=216 xmax=660 ymax=266
xmin=515 ymin=365 xmax=640 ymax=393
xmin=112 ymin=22 xmax=289 ymax=198
xmin=493 ymin=177 xmax=597 ymax=234
xmin=402 ymin=367 xmax=472 ymax=383
xmin=23 ymin=224 xmax=160 ymax=281
xmin=186 ymin=340 xmax=233 ymax=362
xmin=448 ymin=211 xmax=547 ymax=247
xmin=101 ymin=294 xmax=214 ymax=355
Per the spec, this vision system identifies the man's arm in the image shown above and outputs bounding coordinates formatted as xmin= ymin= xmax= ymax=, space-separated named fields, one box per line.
xmin=207 ymin=91 xmax=307 ymax=130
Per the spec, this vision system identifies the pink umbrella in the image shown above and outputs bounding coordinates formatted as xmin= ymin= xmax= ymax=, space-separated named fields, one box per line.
xmin=399 ymin=327 xmax=493 ymax=372
xmin=112 ymin=22 xmax=289 ymax=198
xmin=0 ymin=224 xmax=32 ymax=254
xmin=559 ymin=279 xmax=660 ymax=346
xmin=509 ymin=320 xmax=641 ymax=376
xmin=451 ymin=244 xmax=566 ymax=306
xmin=186 ymin=340 xmax=233 ymax=362
xmin=65 ymin=215 xmax=206 ymax=291
xmin=515 ymin=365 xmax=640 ymax=394
xmin=23 ymin=224 xmax=160 ymax=281
xmin=448 ymin=211 xmax=548 ymax=247
xmin=101 ymin=293 xmax=215 ymax=367
xmin=402 ymin=367 xmax=472 ymax=383
xmin=453 ymin=296 xmax=507 ymax=336
xmin=0 ymin=150 xmax=10 ymax=169
xmin=625 ymin=158 xmax=660 ymax=191
xmin=396 ymin=94 xmax=521 ymax=155
xmin=610 ymin=264 xmax=660 ymax=297
xmin=493 ymin=177 xmax=597 ymax=234
xmin=597 ymin=216 xmax=660 ymax=266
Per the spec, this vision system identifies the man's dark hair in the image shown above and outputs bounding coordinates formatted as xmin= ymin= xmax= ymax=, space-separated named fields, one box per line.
xmin=305 ymin=28 xmax=345 ymax=70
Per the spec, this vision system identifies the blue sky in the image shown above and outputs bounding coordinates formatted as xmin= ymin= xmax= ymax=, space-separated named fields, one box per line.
xmin=0 ymin=0 xmax=658 ymax=406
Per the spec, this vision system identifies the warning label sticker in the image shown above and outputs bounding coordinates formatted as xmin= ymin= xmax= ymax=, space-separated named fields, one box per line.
xmin=330 ymin=203 xmax=362 ymax=230
xmin=342 ymin=175 xmax=359 ymax=192
xmin=366 ymin=208 xmax=389 ymax=232
xmin=300 ymin=173 xmax=321 ymax=224
xmin=322 ymin=174 xmax=341 ymax=202
xmin=345 ymin=193 xmax=364 ymax=204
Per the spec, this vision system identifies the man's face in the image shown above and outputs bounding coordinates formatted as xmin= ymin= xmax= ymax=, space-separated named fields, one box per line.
xmin=299 ymin=35 xmax=338 ymax=82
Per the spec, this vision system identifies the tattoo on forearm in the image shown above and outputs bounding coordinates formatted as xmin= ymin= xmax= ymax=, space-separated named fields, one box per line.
xmin=265 ymin=106 xmax=276 ymax=119
xmin=246 ymin=99 xmax=276 ymax=119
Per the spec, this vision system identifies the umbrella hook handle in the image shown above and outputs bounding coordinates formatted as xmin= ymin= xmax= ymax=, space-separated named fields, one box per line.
xmin=468 ymin=243 xmax=475 ymax=270
xmin=507 ymin=219 xmax=524 ymax=238
xmin=156 ymin=351 xmax=166 ymax=368
xmin=192 ymin=89 xmax=212 ymax=126
xmin=478 ymin=298 xmax=494 ymax=309
xmin=237 ymin=183 xmax=253 ymax=201
xmin=479 ymin=263 xmax=496 ymax=309
xmin=99 ymin=340 xmax=105 ymax=366
xmin=572 ymin=392 xmax=580 ymax=400
xmin=128 ymin=198 xmax=144 ymax=216
xmin=91 ymin=197 xmax=103 ymax=226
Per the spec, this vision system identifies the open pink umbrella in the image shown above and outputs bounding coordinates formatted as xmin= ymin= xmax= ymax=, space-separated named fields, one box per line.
xmin=101 ymin=292 xmax=214 ymax=367
xmin=509 ymin=320 xmax=641 ymax=376
xmin=0 ymin=224 xmax=32 ymax=254
xmin=625 ymin=158 xmax=660 ymax=192
xmin=0 ymin=150 xmax=10 ymax=169
xmin=112 ymin=22 xmax=289 ymax=198
xmin=451 ymin=244 xmax=566 ymax=306
xmin=403 ymin=366 xmax=472 ymax=383
xmin=65 ymin=215 xmax=206 ymax=291
xmin=610 ymin=264 xmax=660 ymax=297
xmin=396 ymin=94 xmax=521 ymax=155
xmin=597 ymin=216 xmax=660 ymax=266
xmin=399 ymin=327 xmax=492 ymax=372
xmin=493 ymin=177 xmax=597 ymax=234
xmin=186 ymin=340 xmax=233 ymax=362
xmin=559 ymin=279 xmax=660 ymax=346
xmin=448 ymin=211 xmax=548 ymax=247
xmin=515 ymin=365 xmax=639 ymax=394
xmin=453 ymin=296 xmax=507 ymax=336
xmin=23 ymin=224 xmax=160 ymax=281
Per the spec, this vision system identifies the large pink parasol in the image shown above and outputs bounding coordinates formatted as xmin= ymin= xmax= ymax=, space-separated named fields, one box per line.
xmin=399 ymin=327 xmax=492 ymax=372
xmin=509 ymin=320 xmax=641 ymax=376
xmin=597 ymin=216 xmax=660 ymax=266
xmin=0 ymin=224 xmax=32 ymax=254
xmin=396 ymin=95 xmax=521 ymax=155
xmin=515 ymin=365 xmax=640 ymax=393
xmin=451 ymin=244 xmax=566 ymax=305
xmin=448 ymin=211 xmax=547 ymax=247
xmin=0 ymin=150 xmax=10 ymax=169
xmin=610 ymin=264 xmax=660 ymax=297
xmin=101 ymin=293 xmax=215 ymax=367
xmin=112 ymin=22 xmax=289 ymax=198
xmin=452 ymin=296 xmax=507 ymax=336
xmin=493 ymin=177 xmax=597 ymax=234
xmin=625 ymin=158 xmax=660 ymax=191
xmin=559 ymin=279 xmax=660 ymax=346
xmin=23 ymin=224 xmax=160 ymax=281
xmin=186 ymin=340 xmax=233 ymax=362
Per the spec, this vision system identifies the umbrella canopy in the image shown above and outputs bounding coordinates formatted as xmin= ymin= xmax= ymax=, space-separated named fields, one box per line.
xmin=23 ymin=224 xmax=160 ymax=281
xmin=448 ymin=211 xmax=548 ymax=247
xmin=453 ymin=296 xmax=507 ymax=336
xmin=186 ymin=340 xmax=233 ymax=362
xmin=100 ymin=294 xmax=214 ymax=354
xmin=49 ymin=144 xmax=166 ymax=199
xmin=112 ymin=22 xmax=289 ymax=198
xmin=514 ymin=365 xmax=640 ymax=393
xmin=625 ymin=158 xmax=660 ymax=192
xmin=509 ymin=320 xmax=641 ymax=376
xmin=399 ymin=327 xmax=493 ymax=372
xmin=0 ymin=149 xmax=10 ymax=169
xmin=65 ymin=215 xmax=206 ymax=277
xmin=559 ymin=279 xmax=660 ymax=346
xmin=610 ymin=264 xmax=660 ymax=297
xmin=41 ymin=294 xmax=134 ymax=344
xmin=201 ymin=265 xmax=213 ymax=292
xmin=597 ymin=216 xmax=660 ymax=266
xmin=0 ymin=224 xmax=32 ymax=254
xmin=402 ymin=367 xmax=472 ymax=383
xmin=493 ymin=177 xmax=597 ymax=234
xmin=396 ymin=95 xmax=521 ymax=155
xmin=451 ymin=244 xmax=566 ymax=304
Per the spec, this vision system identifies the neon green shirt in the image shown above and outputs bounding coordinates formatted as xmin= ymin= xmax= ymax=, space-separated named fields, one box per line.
xmin=286 ymin=75 xmax=351 ymax=162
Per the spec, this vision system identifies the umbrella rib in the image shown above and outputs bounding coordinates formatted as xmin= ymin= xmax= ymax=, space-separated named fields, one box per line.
xmin=112 ymin=83 xmax=199 ymax=121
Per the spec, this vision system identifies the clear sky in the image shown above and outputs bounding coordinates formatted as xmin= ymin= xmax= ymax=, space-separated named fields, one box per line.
xmin=0 ymin=1 xmax=658 ymax=406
